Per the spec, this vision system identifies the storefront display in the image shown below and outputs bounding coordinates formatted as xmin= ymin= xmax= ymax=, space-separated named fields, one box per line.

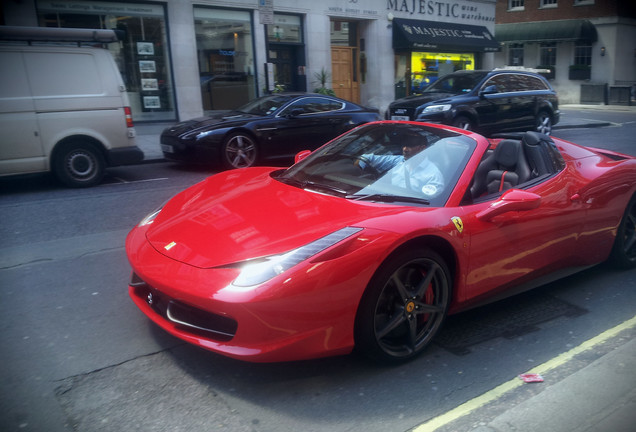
xmin=36 ymin=0 xmax=176 ymax=122
xmin=194 ymin=7 xmax=256 ymax=112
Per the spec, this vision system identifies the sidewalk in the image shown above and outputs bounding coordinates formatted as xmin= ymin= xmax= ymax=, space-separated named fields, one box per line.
xmin=132 ymin=104 xmax=636 ymax=163
xmin=413 ymin=317 xmax=636 ymax=432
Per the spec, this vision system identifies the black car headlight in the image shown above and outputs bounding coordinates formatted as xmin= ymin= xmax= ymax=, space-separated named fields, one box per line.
xmin=232 ymin=227 xmax=363 ymax=287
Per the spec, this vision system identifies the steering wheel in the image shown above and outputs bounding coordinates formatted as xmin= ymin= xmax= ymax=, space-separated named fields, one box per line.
xmin=354 ymin=155 xmax=381 ymax=179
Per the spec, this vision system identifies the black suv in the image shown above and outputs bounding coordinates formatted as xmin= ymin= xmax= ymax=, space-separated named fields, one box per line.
xmin=387 ymin=69 xmax=560 ymax=135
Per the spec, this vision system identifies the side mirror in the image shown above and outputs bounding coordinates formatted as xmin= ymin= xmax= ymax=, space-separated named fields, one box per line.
xmin=479 ymin=85 xmax=498 ymax=97
xmin=476 ymin=189 xmax=541 ymax=221
xmin=294 ymin=150 xmax=312 ymax=164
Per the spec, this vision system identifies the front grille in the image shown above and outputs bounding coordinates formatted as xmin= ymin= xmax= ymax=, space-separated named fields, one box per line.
xmin=131 ymin=273 xmax=237 ymax=341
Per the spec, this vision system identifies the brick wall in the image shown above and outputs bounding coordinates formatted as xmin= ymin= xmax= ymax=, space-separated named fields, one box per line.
xmin=496 ymin=0 xmax=619 ymax=24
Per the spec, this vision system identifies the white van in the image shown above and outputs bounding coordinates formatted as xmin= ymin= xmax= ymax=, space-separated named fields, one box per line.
xmin=0 ymin=26 xmax=143 ymax=187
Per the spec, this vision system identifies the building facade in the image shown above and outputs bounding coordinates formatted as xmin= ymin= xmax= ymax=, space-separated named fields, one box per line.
xmin=494 ymin=0 xmax=636 ymax=104
xmin=2 ymin=0 xmax=498 ymax=123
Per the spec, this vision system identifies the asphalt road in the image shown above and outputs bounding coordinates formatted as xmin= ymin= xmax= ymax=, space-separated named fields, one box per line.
xmin=1 ymin=107 xmax=635 ymax=432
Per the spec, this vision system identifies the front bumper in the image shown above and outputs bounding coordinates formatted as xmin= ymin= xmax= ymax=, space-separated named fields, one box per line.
xmin=160 ymin=135 xmax=220 ymax=165
xmin=107 ymin=145 xmax=144 ymax=166
xmin=125 ymin=225 xmax=389 ymax=362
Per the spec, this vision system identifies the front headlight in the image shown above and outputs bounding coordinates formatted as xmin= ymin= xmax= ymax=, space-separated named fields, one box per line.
xmin=232 ymin=227 xmax=363 ymax=287
xmin=422 ymin=104 xmax=452 ymax=114
xmin=138 ymin=207 xmax=163 ymax=227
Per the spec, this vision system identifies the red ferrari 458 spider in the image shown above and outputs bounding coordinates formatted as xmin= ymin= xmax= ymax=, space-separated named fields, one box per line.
xmin=126 ymin=122 xmax=636 ymax=363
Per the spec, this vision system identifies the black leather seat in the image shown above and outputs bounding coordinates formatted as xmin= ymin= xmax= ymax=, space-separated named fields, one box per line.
xmin=470 ymin=139 xmax=532 ymax=198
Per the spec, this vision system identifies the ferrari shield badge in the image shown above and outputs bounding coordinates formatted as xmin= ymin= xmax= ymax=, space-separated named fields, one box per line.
xmin=451 ymin=216 xmax=464 ymax=233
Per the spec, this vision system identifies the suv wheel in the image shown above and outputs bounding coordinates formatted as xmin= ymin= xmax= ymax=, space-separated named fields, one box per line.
xmin=535 ymin=111 xmax=552 ymax=135
xmin=452 ymin=115 xmax=474 ymax=131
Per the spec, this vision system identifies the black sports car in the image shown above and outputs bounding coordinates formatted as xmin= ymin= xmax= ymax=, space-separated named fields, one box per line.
xmin=160 ymin=93 xmax=382 ymax=169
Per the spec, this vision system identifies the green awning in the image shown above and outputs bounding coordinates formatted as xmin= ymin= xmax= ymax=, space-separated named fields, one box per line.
xmin=496 ymin=19 xmax=597 ymax=43
xmin=393 ymin=18 xmax=500 ymax=52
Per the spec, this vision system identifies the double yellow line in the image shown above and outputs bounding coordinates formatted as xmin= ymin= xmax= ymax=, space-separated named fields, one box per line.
xmin=411 ymin=314 xmax=636 ymax=432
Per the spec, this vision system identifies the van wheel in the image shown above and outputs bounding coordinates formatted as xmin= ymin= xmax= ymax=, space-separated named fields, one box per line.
xmin=54 ymin=141 xmax=105 ymax=188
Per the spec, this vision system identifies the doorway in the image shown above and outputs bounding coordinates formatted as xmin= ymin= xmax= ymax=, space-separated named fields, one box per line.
xmin=330 ymin=20 xmax=359 ymax=103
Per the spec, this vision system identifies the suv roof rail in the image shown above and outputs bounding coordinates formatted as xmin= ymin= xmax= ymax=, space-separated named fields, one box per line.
xmin=494 ymin=66 xmax=553 ymax=74
xmin=0 ymin=26 xmax=122 ymax=43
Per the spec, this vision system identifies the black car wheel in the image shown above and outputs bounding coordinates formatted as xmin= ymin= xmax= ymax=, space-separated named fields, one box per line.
xmin=452 ymin=115 xmax=474 ymax=131
xmin=53 ymin=140 xmax=105 ymax=188
xmin=535 ymin=111 xmax=553 ymax=135
xmin=610 ymin=194 xmax=636 ymax=269
xmin=222 ymin=133 xmax=258 ymax=169
xmin=355 ymin=247 xmax=451 ymax=364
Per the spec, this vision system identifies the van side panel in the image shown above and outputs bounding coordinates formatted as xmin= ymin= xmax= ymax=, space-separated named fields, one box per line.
xmin=0 ymin=50 xmax=47 ymax=174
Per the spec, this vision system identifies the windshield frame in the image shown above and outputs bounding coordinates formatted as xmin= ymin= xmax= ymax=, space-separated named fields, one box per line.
xmin=276 ymin=122 xmax=477 ymax=207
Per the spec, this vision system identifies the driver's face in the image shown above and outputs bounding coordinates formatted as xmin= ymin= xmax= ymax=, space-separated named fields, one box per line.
xmin=403 ymin=144 xmax=427 ymax=160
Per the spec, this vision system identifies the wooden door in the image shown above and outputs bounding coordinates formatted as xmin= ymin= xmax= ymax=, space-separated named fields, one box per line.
xmin=331 ymin=47 xmax=359 ymax=103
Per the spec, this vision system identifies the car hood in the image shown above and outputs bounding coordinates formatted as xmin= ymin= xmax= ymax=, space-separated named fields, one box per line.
xmin=163 ymin=111 xmax=263 ymax=137
xmin=144 ymin=168 xmax=398 ymax=268
xmin=390 ymin=92 xmax=459 ymax=108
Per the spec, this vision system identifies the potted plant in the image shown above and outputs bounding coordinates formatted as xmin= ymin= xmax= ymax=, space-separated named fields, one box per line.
xmin=313 ymin=68 xmax=336 ymax=96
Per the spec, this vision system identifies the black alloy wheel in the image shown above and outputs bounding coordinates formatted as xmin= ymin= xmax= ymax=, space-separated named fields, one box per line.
xmin=535 ymin=111 xmax=553 ymax=135
xmin=222 ymin=133 xmax=258 ymax=169
xmin=355 ymin=247 xmax=451 ymax=364
xmin=610 ymin=194 xmax=636 ymax=269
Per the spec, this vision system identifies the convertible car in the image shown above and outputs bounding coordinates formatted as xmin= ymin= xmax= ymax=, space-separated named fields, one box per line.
xmin=127 ymin=122 xmax=636 ymax=363
xmin=160 ymin=93 xmax=381 ymax=169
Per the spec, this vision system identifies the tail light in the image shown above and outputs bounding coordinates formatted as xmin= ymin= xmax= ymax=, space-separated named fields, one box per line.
xmin=124 ymin=106 xmax=134 ymax=128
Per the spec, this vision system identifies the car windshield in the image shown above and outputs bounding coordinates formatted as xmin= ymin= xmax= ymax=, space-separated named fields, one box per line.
xmin=237 ymin=95 xmax=294 ymax=116
xmin=275 ymin=123 xmax=476 ymax=207
xmin=423 ymin=72 xmax=487 ymax=94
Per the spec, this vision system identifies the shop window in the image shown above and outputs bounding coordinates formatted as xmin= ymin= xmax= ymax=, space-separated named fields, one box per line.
xmin=410 ymin=52 xmax=474 ymax=94
xmin=540 ymin=43 xmax=557 ymax=66
xmin=508 ymin=44 xmax=524 ymax=66
xmin=194 ymin=7 xmax=256 ymax=112
xmin=267 ymin=14 xmax=302 ymax=43
xmin=36 ymin=0 xmax=176 ymax=122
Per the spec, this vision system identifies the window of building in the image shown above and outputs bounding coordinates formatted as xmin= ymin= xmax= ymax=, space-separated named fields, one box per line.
xmin=509 ymin=0 xmax=525 ymax=10
xmin=540 ymin=0 xmax=558 ymax=8
xmin=540 ymin=42 xmax=557 ymax=66
xmin=36 ymin=0 xmax=176 ymax=122
xmin=508 ymin=44 xmax=524 ymax=66
xmin=194 ymin=7 xmax=256 ymax=112
xmin=574 ymin=42 xmax=592 ymax=66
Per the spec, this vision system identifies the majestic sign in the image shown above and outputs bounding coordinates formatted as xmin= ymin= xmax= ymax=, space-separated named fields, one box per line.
xmin=386 ymin=0 xmax=495 ymax=23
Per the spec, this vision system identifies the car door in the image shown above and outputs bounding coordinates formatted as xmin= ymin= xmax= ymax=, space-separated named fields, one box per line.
xmin=473 ymin=74 xmax=514 ymax=132
xmin=0 ymin=50 xmax=46 ymax=175
xmin=507 ymin=74 xmax=538 ymax=130
xmin=268 ymin=97 xmax=348 ymax=158
xmin=458 ymin=163 xmax=585 ymax=303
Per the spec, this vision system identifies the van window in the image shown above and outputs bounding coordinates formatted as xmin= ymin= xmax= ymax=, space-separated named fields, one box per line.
xmin=0 ymin=52 xmax=31 ymax=99
xmin=24 ymin=51 xmax=104 ymax=97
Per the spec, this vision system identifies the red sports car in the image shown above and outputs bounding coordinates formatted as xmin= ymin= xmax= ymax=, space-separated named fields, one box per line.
xmin=126 ymin=122 xmax=636 ymax=363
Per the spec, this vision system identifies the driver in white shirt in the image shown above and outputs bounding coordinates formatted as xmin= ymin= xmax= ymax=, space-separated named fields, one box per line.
xmin=356 ymin=133 xmax=445 ymax=198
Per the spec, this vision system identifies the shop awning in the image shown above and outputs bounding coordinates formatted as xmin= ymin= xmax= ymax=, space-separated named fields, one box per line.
xmin=495 ymin=19 xmax=597 ymax=43
xmin=392 ymin=18 xmax=500 ymax=52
